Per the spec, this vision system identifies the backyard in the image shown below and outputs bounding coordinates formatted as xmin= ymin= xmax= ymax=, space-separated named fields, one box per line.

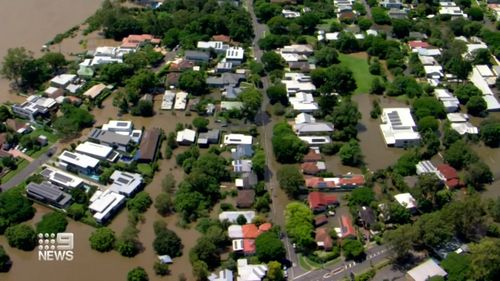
xmin=339 ymin=52 xmax=377 ymax=94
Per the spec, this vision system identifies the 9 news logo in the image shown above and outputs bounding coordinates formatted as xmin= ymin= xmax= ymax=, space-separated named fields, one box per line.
xmin=37 ymin=232 xmax=74 ymax=262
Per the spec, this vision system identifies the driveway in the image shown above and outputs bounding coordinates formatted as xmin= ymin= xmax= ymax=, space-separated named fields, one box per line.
xmin=8 ymin=149 xmax=34 ymax=162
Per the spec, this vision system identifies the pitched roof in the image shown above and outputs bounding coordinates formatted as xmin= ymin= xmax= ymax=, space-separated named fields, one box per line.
xmin=303 ymin=148 xmax=322 ymax=162
xmin=437 ymin=164 xmax=461 ymax=188
xmin=237 ymin=189 xmax=255 ymax=208
xmin=212 ymin=34 xmax=231 ymax=43
xmin=138 ymin=128 xmax=161 ymax=161
xmin=308 ymin=192 xmax=338 ymax=210
xmin=340 ymin=215 xmax=356 ymax=238
xmin=408 ymin=40 xmax=430 ymax=49
xmin=315 ymin=227 xmax=333 ymax=249
xmin=314 ymin=214 xmax=328 ymax=226
xmin=359 ymin=206 xmax=376 ymax=226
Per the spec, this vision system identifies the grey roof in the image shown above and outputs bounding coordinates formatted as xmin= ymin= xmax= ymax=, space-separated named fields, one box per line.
xmin=207 ymin=73 xmax=245 ymax=87
xmin=359 ymin=206 xmax=376 ymax=226
xmin=26 ymin=182 xmax=71 ymax=207
xmin=89 ymin=128 xmax=131 ymax=146
xmin=185 ymin=50 xmax=210 ymax=61
xmin=240 ymin=172 xmax=258 ymax=188
xmin=197 ymin=129 xmax=220 ymax=145
xmin=232 ymin=144 xmax=254 ymax=160
xmin=223 ymin=85 xmax=243 ymax=99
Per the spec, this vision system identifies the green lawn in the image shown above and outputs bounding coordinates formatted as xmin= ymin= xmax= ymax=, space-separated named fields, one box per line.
xmin=297 ymin=254 xmax=323 ymax=271
xmin=339 ymin=53 xmax=377 ymax=94
xmin=1 ymin=159 xmax=29 ymax=184
xmin=28 ymin=129 xmax=58 ymax=143
xmin=137 ymin=163 xmax=153 ymax=178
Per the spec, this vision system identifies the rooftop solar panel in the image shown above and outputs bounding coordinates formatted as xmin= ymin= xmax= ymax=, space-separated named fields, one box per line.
xmin=54 ymin=173 xmax=72 ymax=183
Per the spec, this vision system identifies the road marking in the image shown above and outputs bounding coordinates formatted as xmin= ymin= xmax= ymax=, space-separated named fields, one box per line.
xmin=293 ymin=270 xmax=312 ymax=280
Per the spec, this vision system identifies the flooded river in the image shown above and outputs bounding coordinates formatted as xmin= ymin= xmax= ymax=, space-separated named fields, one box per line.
xmin=0 ymin=0 xmax=104 ymax=104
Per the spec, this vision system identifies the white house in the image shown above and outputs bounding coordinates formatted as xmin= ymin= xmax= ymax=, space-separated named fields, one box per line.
xmin=299 ymin=136 xmax=332 ymax=145
xmin=75 ymin=141 xmax=119 ymax=162
xmin=293 ymin=123 xmax=334 ymax=135
xmin=434 ymin=89 xmax=459 ymax=112
xmin=197 ymin=41 xmax=228 ymax=53
xmin=474 ymin=65 xmax=496 ymax=86
xmin=219 ymin=211 xmax=255 ymax=223
xmin=280 ymin=44 xmax=314 ymax=55
xmin=176 ymin=129 xmax=197 ymax=145
xmin=89 ymin=190 xmax=126 ymax=223
xmin=237 ymin=259 xmax=268 ymax=281
xmin=380 ymin=108 xmax=421 ymax=147
xmin=224 ymin=134 xmax=253 ymax=145
xmin=439 ymin=2 xmax=467 ymax=19
xmin=423 ymin=65 xmax=444 ymax=80
xmin=469 ymin=66 xmax=500 ymax=111
xmin=161 ymin=90 xmax=176 ymax=110
xmin=289 ymin=92 xmax=319 ymax=113
xmin=407 ymin=259 xmax=447 ymax=281
xmin=102 ymin=120 xmax=133 ymax=135
xmin=447 ymin=113 xmax=478 ymax=135
xmin=282 ymin=9 xmax=300 ymax=18
xmin=208 ymin=269 xmax=233 ymax=281
xmin=40 ymin=167 xmax=84 ymax=189
xmin=225 ymin=47 xmax=244 ymax=65
xmin=174 ymin=91 xmax=188 ymax=110
xmin=50 ymin=74 xmax=77 ymax=88
xmin=12 ymin=96 xmax=57 ymax=121
xmin=282 ymin=73 xmax=316 ymax=95
xmin=108 ymin=170 xmax=143 ymax=197
xmin=58 ymin=151 xmax=100 ymax=175
xmin=394 ymin=193 xmax=417 ymax=210
xmin=232 ymin=159 xmax=253 ymax=173
xmin=295 ymin=113 xmax=316 ymax=124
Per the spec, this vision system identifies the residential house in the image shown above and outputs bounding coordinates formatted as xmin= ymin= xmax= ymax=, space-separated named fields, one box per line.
xmin=237 ymin=190 xmax=255 ymax=208
xmin=408 ymin=40 xmax=430 ymax=50
xmin=388 ymin=8 xmax=408 ymax=19
xmin=424 ymin=65 xmax=444 ymax=80
xmin=315 ymin=228 xmax=333 ymax=250
xmin=161 ymin=90 xmax=176 ymax=110
xmin=339 ymin=215 xmax=357 ymax=239
xmin=380 ymin=0 xmax=403 ymax=9
xmin=176 ymin=129 xmax=197 ymax=145
xmin=137 ymin=128 xmax=161 ymax=162
xmin=298 ymin=136 xmax=331 ymax=145
xmin=436 ymin=164 xmax=462 ymax=189
xmin=102 ymin=120 xmax=133 ymax=135
xmin=224 ymin=134 xmax=253 ymax=145
xmin=208 ymin=269 xmax=233 ymax=281
xmin=197 ymin=41 xmax=229 ymax=53
xmin=314 ymin=214 xmax=329 ymax=227
xmin=197 ymin=129 xmax=220 ymax=147
xmin=169 ymin=59 xmax=194 ymax=72
xmin=220 ymin=101 xmax=244 ymax=111
xmin=394 ymin=193 xmax=417 ymax=211
xmin=231 ymin=144 xmax=254 ymax=160
xmin=12 ymin=95 xmax=57 ymax=121
xmin=184 ymin=50 xmax=210 ymax=63
xmin=5 ymin=119 xmax=31 ymax=134
xmin=58 ymin=151 xmax=100 ymax=175
xmin=447 ymin=113 xmax=478 ymax=135
xmin=212 ymin=34 xmax=232 ymax=43
xmin=288 ymin=61 xmax=313 ymax=72
xmin=88 ymin=189 xmax=126 ymax=223
xmin=282 ymin=73 xmax=316 ymax=95
xmin=469 ymin=65 xmax=500 ymax=111
xmin=166 ymin=72 xmax=181 ymax=87
xmin=295 ymin=113 xmax=316 ymax=124
xmin=75 ymin=141 xmax=119 ymax=162
xmin=219 ymin=211 xmax=255 ymax=223
xmin=434 ymin=88 xmax=459 ymax=112
xmin=380 ymin=108 xmax=421 ymax=147
xmin=305 ymin=174 xmax=365 ymax=190
xmin=50 ymin=74 xmax=77 ymax=89
xmin=83 ymin=83 xmax=108 ymax=100
xmin=407 ymin=259 xmax=447 ymax=281
xmin=120 ymin=34 xmax=160 ymax=50
xmin=303 ymin=147 xmax=322 ymax=162
xmin=233 ymin=159 xmax=253 ymax=174
xmin=216 ymin=62 xmax=233 ymax=73
xmin=174 ymin=91 xmax=188 ymax=110
xmin=300 ymin=161 xmax=327 ymax=175
xmin=308 ymin=191 xmax=339 ymax=212
xmin=89 ymin=128 xmax=132 ymax=153
xmin=439 ymin=1 xmax=467 ymax=19
xmin=282 ymin=9 xmax=300 ymax=18
xmin=293 ymin=122 xmax=334 ymax=135
xmin=474 ymin=65 xmax=496 ymax=86
xmin=416 ymin=160 xmax=439 ymax=175
xmin=26 ymin=182 xmax=72 ymax=208
xmin=358 ymin=206 xmax=376 ymax=229
xmin=108 ymin=170 xmax=143 ymax=197
xmin=237 ymin=259 xmax=267 ymax=281
xmin=222 ymin=85 xmax=243 ymax=100
xmin=236 ymin=172 xmax=258 ymax=189
xmin=207 ymin=73 xmax=245 ymax=88
xmin=225 ymin=47 xmax=244 ymax=65
xmin=281 ymin=44 xmax=314 ymax=56
xmin=289 ymin=92 xmax=319 ymax=113
xmin=40 ymin=167 xmax=84 ymax=190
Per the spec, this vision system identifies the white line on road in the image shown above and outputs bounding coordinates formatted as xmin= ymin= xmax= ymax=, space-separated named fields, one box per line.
xmin=293 ymin=270 xmax=312 ymax=280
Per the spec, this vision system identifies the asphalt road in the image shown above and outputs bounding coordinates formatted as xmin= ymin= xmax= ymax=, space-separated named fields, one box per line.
xmin=0 ymin=145 xmax=57 ymax=191
xmin=294 ymin=245 xmax=390 ymax=281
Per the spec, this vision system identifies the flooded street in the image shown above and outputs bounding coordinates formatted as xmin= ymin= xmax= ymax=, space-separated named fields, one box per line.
xmin=0 ymin=0 xmax=104 ymax=104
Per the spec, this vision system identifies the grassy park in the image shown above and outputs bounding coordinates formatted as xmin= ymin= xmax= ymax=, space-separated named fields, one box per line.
xmin=339 ymin=53 xmax=377 ymax=94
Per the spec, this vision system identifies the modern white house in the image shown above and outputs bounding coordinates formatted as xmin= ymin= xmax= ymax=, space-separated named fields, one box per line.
xmin=176 ymin=129 xmax=197 ymax=145
xmin=299 ymin=136 xmax=332 ymax=145
xmin=439 ymin=1 xmax=467 ymax=19
xmin=224 ymin=134 xmax=253 ymax=145
xmin=282 ymin=9 xmax=301 ymax=18
xmin=89 ymin=128 xmax=133 ymax=153
xmin=75 ymin=141 xmax=120 ymax=162
xmin=50 ymin=74 xmax=77 ymax=88
xmin=295 ymin=113 xmax=316 ymax=124
xmin=108 ymin=170 xmax=143 ymax=197
xmin=447 ymin=113 xmax=478 ymax=135
xmin=289 ymin=92 xmax=319 ymax=113
xmin=40 ymin=167 xmax=84 ymax=189
xmin=434 ymin=89 xmax=459 ymax=112
xmin=225 ymin=47 xmax=244 ymax=65
xmin=58 ymin=151 xmax=100 ymax=175
xmin=12 ymin=95 xmax=57 ymax=121
xmin=89 ymin=190 xmax=126 ymax=223
xmin=282 ymin=73 xmax=316 ymax=95
xmin=197 ymin=41 xmax=229 ymax=53
xmin=102 ymin=120 xmax=133 ymax=135
xmin=380 ymin=108 xmax=421 ymax=148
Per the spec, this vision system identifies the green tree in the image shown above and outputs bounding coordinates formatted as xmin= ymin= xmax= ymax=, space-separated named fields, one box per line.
xmin=386 ymin=76 xmax=422 ymax=98
xmin=464 ymin=161 xmax=493 ymax=188
xmin=89 ymin=227 xmax=116 ymax=252
xmin=480 ymin=120 xmax=500 ymax=147
xmin=179 ymin=70 xmax=207 ymax=96
xmin=255 ymin=231 xmax=286 ymax=262
xmin=446 ymin=56 xmax=472 ymax=81
xmin=358 ymin=17 xmax=373 ymax=31
xmin=0 ymin=47 xmax=33 ymax=87
xmin=152 ymin=220 xmax=183 ymax=257
xmin=331 ymin=100 xmax=361 ymax=140
xmin=369 ymin=77 xmax=385 ymax=95
xmin=0 ymin=105 xmax=11 ymax=122
xmin=441 ymin=253 xmax=472 ymax=281
xmin=239 ymin=87 xmax=263 ymax=121
xmin=36 ymin=212 xmax=68 ymax=234
xmin=311 ymin=65 xmax=357 ymax=95
xmin=468 ymin=7 xmax=484 ymax=21
xmin=127 ymin=191 xmax=152 ymax=213
xmin=388 ymin=202 xmax=412 ymax=224
xmin=192 ymin=117 xmax=209 ymax=132
xmin=469 ymin=238 xmax=500 ymax=281
xmin=262 ymin=51 xmax=285 ymax=72
xmin=67 ymin=203 xmax=86 ymax=221
xmin=472 ymin=49 xmax=491 ymax=65
xmin=342 ymin=239 xmax=365 ymax=260
xmin=0 ymin=189 xmax=35 ymax=234
xmin=252 ymin=149 xmax=266 ymax=179
xmin=267 ymin=261 xmax=285 ymax=281
xmin=413 ymin=97 xmax=446 ymax=119
xmin=266 ymin=83 xmax=288 ymax=105
xmin=415 ymin=212 xmax=453 ymax=247
xmin=40 ymin=52 xmax=66 ymax=74
xmin=192 ymin=260 xmax=209 ymax=280
xmin=339 ymin=140 xmax=363 ymax=166
xmin=444 ymin=140 xmax=477 ymax=169
xmin=116 ymin=225 xmax=140 ymax=257
xmin=369 ymin=58 xmax=382 ymax=75
xmin=0 ymin=245 xmax=11 ymax=272
xmin=466 ymin=96 xmax=487 ymax=116
xmin=371 ymin=7 xmax=391 ymax=24
xmin=272 ymin=123 xmax=308 ymax=163
xmin=5 ymin=224 xmax=37 ymax=251
xmin=349 ymin=187 xmax=375 ymax=206
xmin=154 ymin=193 xmax=173 ymax=216
xmin=131 ymin=100 xmax=154 ymax=117
xmin=392 ymin=19 xmax=411 ymax=38
xmin=384 ymin=224 xmax=417 ymax=261
xmin=153 ymin=261 xmax=170 ymax=276
xmin=277 ymin=165 xmax=305 ymax=198
xmin=314 ymin=46 xmax=340 ymax=67
xmin=285 ymin=202 xmax=314 ymax=249
xmin=418 ymin=116 xmax=439 ymax=132
xmin=454 ymin=83 xmax=481 ymax=104
xmin=127 ymin=267 xmax=149 ymax=281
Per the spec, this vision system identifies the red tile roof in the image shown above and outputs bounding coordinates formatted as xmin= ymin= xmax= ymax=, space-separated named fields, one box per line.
xmin=301 ymin=162 xmax=320 ymax=175
xmin=303 ymin=149 xmax=322 ymax=162
xmin=437 ymin=164 xmax=461 ymax=189
xmin=408 ymin=40 xmax=430 ymax=49
xmin=258 ymin=223 xmax=272 ymax=232
xmin=305 ymin=175 xmax=365 ymax=189
xmin=243 ymin=239 xmax=256 ymax=254
xmin=121 ymin=34 xmax=160 ymax=48
xmin=340 ymin=215 xmax=356 ymax=239
xmin=314 ymin=214 xmax=328 ymax=226
xmin=169 ymin=60 xmax=194 ymax=72
xmin=242 ymin=224 xmax=260 ymax=239
xmin=315 ymin=227 xmax=333 ymax=250
xmin=308 ymin=192 xmax=338 ymax=211
xmin=339 ymin=175 xmax=365 ymax=186
xmin=212 ymin=34 xmax=231 ymax=43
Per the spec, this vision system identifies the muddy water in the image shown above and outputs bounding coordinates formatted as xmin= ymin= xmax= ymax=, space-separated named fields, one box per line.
xmin=0 ymin=0 xmax=104 ymax=103
xmin=353 ymin=94 xmax=408 ymax=171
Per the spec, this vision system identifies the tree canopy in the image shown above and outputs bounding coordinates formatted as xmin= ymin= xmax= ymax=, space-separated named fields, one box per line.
xmin=255 ymin=231 xmax=286 ymax=262
xmin=285 ymin=202 xmax=314 ymax=249
xmin=36 ymin=212 xmax=68 ymax=234
xmin=5 ymin=224 xmax=37 ymax=251
xmin=89 ymin=227 xmax=116 ymax=252
xmin=277 ymin=165 xmax=305 ymax=199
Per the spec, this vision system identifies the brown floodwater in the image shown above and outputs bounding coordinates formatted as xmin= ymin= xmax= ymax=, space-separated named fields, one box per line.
xmin=0 ymin=0 xmax=104 ymax=104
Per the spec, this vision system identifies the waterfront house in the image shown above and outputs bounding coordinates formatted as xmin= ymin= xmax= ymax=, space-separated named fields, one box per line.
xmin=380 ymin=108 xmax=421 ymax=148
xmin=108 ymin=170 xmax=143 ymax=197
xmin=40 ymin=167 xmax=84 ymax=190
xmin=137 ymin=128 xmax=161 ymax=162
xmin=176 ymin=129 xmax=197 ymax=145
xmin=26 ymin=182 xmax=72 ymax=209
xmin=89 ymin=128 xmax=133 ymax=153
xmin=75 ymin=141 xmax=119 ymax=162
xmin=58 ymin=151 xmax=100 ymax=175
xmin=89 ymin=189 xmax=126 ymax=223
